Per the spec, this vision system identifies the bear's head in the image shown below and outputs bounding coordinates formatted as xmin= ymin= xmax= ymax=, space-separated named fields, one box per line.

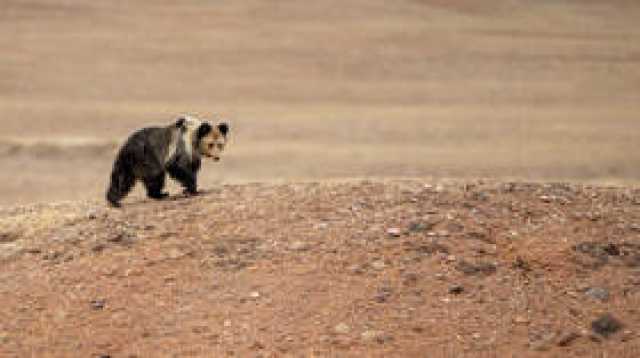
xmin=196 ymin=122 xmax=229 ymax=161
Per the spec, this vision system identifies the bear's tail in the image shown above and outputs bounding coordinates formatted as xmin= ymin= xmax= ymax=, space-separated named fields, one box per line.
xmin=106 ymin=151 xmax=135 ymax=207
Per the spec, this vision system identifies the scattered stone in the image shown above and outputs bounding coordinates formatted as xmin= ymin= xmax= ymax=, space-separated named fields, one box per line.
xmin=42 ymin=251 xmax=61 ymax=261
xmin=223 ymin=319 xmax=232 ymax=328
xmin=361 ymin=330 xmax=382 ymax=342
xmin=288 ymin=241 xmax=309 ymax=251
xmin=603 ymin=243 xmax=620 ymax=256
xmin=402 ymin=272 xmax=418 ymax=286
xmin=513 ymin=315 xmax=530 ymax=325
xmin=591 ymin=313 xmax=623 ymax=338
xmin=585 ymin=287 xmax=609 ymax=302
xmin=348 ymin=264 xmax=366 ymax=275
xmin=334 ymin=323 xmax=351 ymax=334
xmin=386 ymin=227 xmax=401 ymax=237
xmin=371 ymin=260 xmax=386 ymax=270
xmin=167 ymin=248 xmax=184 ymax=260
xmin=249 ymin=291 xmax=261 ymax=299
xmin=455 ymin=260 xmax=497 ymax=276
xmin=540 ymin=195 xmax=553 ymax=203
xmin=446 ymin=222 xmax=464 ymax=233
xmin=87 ymin=210 xmax=98 ymax=220
xmin=529 ymin=331 xmax=556 ymax=351
xmin=512 ymin=257 xmax=531 ymax=272
xmin=90 ymin=299 xmax=106 ymax=310
xmin=557 ymin=331 xmax=580 ymax=347
xmin=361 ymin=330 xmax=393 ymax=344
xmin=374 ymin=286 xmax=393 ymax=303
xmin=448 ymin=285 xmax=464 ymax=295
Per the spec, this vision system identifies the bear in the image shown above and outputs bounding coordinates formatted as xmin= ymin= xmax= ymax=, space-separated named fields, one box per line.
xmin=106 ymin=115 xmax=229 ymax=207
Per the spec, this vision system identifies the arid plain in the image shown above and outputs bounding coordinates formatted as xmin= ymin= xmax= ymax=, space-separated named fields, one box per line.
xmin=1 ymin=0 xmax=639 ymax=205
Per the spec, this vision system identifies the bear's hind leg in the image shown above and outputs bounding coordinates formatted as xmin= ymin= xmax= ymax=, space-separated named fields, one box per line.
xmin=144 ymin=173 xmax=169 ymax=200
xmin=106 ymin=159 xmax=136 ymax=208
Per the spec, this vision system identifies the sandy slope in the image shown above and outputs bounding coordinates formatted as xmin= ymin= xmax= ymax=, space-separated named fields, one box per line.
xmin=1 ymin=180 xmax=639 ymax=357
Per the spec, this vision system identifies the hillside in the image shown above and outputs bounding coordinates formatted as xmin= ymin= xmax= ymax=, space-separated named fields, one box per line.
xmin=1 ymin=180 xmax=639 ymax=357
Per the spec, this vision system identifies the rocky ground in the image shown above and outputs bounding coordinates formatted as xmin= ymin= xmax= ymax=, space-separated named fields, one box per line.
xmin=1 ymin=180 xmax=639 ymax=357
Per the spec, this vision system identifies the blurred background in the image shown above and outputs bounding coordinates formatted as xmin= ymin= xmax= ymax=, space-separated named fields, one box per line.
xmin=1 ymin=0 xmax=639 ymax=205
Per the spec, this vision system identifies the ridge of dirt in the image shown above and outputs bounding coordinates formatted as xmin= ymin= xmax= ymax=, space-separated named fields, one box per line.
xmin=1 ymin=180 xmax=640 ymax=357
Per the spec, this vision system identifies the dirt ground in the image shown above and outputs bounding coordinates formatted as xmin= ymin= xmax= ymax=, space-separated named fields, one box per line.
xmin=1 ymin=1 xmax=640 ymax=357
xmin=1 ymin=180 xmax=640 ymax=357
xmin=1 ymin=0 xmax=640 ymax=205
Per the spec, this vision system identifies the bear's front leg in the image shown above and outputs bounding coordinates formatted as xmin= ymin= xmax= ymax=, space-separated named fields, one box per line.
xmin=167 ymin=164 xmax=198 ymax=195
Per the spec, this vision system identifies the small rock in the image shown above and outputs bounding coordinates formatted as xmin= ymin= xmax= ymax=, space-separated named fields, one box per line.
xmin=386 ymin=227 xmax=401 ymax=237
xmin=540 ymin=195 xmax=553 ymax=203
xmin=223 ymin=319 xmax=232 ymax=328
xmin=249 ymin=291 xmax=261 ymax=299
xmin=402 ymin=272 xmax=418 ymax=286
xmin=348 ymin=264 xmax=366 ymax=275
xmin=448 ymin=285 xmax=464 ymax=295
xmin=445 ymin=255 xmax=457 ymax=263
xmin=90 ymin=299 xmax=106 ymax=310
xmin=591 ymin=313 xmax=623 ymax=338
xmin=167 ymin=248 xmax=183 ymax=259
xmin=87 ymin=210 xmax=99 ymax=220
xmin=585 ymin=287 xmax=609 ymax=302
xmin=334 ymin=323 xmax=351 ymax=334
xmin=361 ymin=330 xmax=382 ymax=342
xmin=371 ymin=260 xmax=386 ymax=270
xmin=455 ymin=260 xmax=497 ymax=276
xmin=288 ymin=241 xmax=308 ymax=251
xmin=530 ymin=332 xmax=556 ymax=351
xmin=374 ymin=286 xmax=393 ymax=303
xmin=361 ymin=330 xmax=392 ymax=344
xmin=557 ymin=331 xmax=580 ymax=347
xmin=513 ymin=315 xmax=530 ymax=325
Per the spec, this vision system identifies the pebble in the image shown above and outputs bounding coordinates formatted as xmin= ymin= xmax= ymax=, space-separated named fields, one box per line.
xmin=557 ymin=331 xmax=580 ymax=347
xmin=386 ymin=227 xmax=401 ymax=237
xmin=591 ymin=313 xmax=623 ymax=337
xmin=249 ymin=291 xmax=261 ymax=299
xmin=334 ymin=323 xmax=351 ymax=334
xmin=585 ymin=287 xmax=609 ymax=302
xmin=361 ymin=330 xmax=392 ymax=344
xmin=90 ymin=299 xmax=106 ymax=310
xmin=371 ymin=260 xmax=386 ymax=270
xmin=448 ymin=285 xmax=464 ymax=295
xmin=513 ymin=315 xmax=530 ymax=324
xmin=288 ymin=241 xmax=309 ymax=251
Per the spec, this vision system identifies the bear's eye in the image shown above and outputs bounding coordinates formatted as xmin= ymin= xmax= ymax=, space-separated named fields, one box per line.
xmin=208 ymin=143 xmax=214 ymax=149
xmin=216 ymin=143 xmax=224 ymax=150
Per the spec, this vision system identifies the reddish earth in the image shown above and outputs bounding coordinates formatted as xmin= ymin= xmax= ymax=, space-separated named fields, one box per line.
xmin=1 ymin=180 xmax=639 ymax=357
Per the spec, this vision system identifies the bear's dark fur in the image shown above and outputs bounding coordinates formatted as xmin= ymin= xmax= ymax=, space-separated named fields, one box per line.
xmin=106 ymin=117 xmax=228 ymax=207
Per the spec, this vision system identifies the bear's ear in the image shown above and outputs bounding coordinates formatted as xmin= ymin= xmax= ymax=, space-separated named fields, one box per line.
xmin=175 ymin=117 xmax=186 ymax=128
xmin=217 ymin=122 xmax=229 ymax=137
xmin=197 ymin=122 xmax=213 ymax=140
